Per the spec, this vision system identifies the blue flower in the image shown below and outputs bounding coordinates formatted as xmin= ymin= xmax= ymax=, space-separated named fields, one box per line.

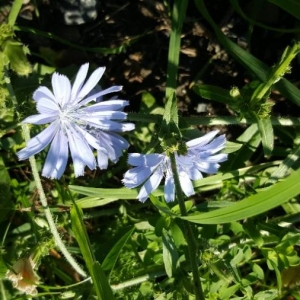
xmin=122 ymin=130 xmax=227 ymax=202
xmin=18 ymin=63 xmax=135 ymax=179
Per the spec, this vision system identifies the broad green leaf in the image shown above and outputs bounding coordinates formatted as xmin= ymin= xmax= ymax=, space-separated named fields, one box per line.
xmin=243 ymin=221 xmax=264 ymax=248
xmin=102 ymin=227 xmax=135 ymax=275
xmin=162 ymin=229 xmax=179 ymax=277
xmin=195 ymin=0 xmax=300 ymax=107
xmin=70 ymin=203 xmax=115 ymax=300
xmin=256 ymin=117 xmax=274 ymax=157
xmin=268 ymin=0 xmax=300 ymax=21
xmin=223 ymin=141 xmax=243 ymax=154
xmin=76 ymin=197 xmax=127 ymax=209
xmin=182 ymin=167 xmax=300 ymax=224
xmin=193 ymin=84 xmax=234 ymax=106
xmin=69 ymin=185 xmax=138 ymax=199
xmin=254 ymin=290 xmax=278 ymax=300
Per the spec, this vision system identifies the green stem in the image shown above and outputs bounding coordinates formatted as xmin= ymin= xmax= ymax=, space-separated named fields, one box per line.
xmin=169 ymin=153 xmax=204 ymax=300
xmin=252 ymin=42 xmax=300 ymax=104
xmin=21 ymin=124 xmax=87 ymax=278
xmin=8 ymin=0 xmax=23 ymax=26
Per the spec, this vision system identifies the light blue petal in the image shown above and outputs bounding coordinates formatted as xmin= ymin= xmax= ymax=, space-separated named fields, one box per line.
xmin=84 ymin=119 xmax=134 ymax=132
xmin=51 ymin=73 xmax=71 ymax=107
xmin=137 ymin=169 xmax=164 ymax=202
xmin=33 ymin=86 xmax=56 ymax=103
xmin=119 ymin=123 xmax=135 ymax=132
xmin=97 ymin=147 xmax=109 ymax=169
xmin=80 ymin=111 xmax=127 ymax=120
xmin=71 ymin=63 xmax=89 ymax=102
xmin=77 ymin=67 xmax=106 ymax=102
xmin=66 ymin=126 xmax=96 ymax=176
xmin=36 ymin=97 xmax=59 ymax=115
xmin=128 ymin=153 xmax=165 ymax=167
xmin=75 ymin=125 xmax=102 ymax=150
xmin=187 ymin=166 xmax=203 ymax=180
xmin=164 ymin=173 xmax=175 ymax=202
xmin=194 ymin=135 xmax=226 ymax=154
xmin=80 ymin=86 xmax=123 ymax=105
xmin=179 ymin=171 xmax=195 ymax=197
xmin=186 ymin=130 xmax=219 ymax=149
xmin=123 ymin=166 xmax=154 ymax=188
xmin=83 ymin=100 xmax=129 ymax=113
xmin=199 ymin=153 xmax=228 ymax=163
xmin=17 ymin=121 xmax=59 ymax=160
xmin=42 ymin=129 xmax=68 ymax=179
xmin=195 ymin=161 xmax=220 ymax=174
xmin=98 ymin=131 xmax=128 ymax=163
xmin=176 ymin=154 xmax=193 ymax=168
xmin=22 ymin=114 xmax=57 ymax=125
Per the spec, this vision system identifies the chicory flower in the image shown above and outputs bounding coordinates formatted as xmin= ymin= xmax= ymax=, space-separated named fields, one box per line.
xmin=123 ymin=130 xmax=227 ymax=202
xmin=17 ymin=63 xmax=134 ymax=179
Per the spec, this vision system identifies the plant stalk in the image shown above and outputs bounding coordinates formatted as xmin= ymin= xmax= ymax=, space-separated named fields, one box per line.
xmin=252 ymin=42 xmax=300 ymax=104
xmin=169 ymin=153 xmax=205 ymax=300
xmin=21 ymin=124 xmax=87 ymax=277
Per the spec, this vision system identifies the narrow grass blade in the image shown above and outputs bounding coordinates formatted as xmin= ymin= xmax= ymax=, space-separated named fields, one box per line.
xmin=102 ymin=227 xmax=135 ymax=276
xmin=70 ymin=203 xmax=115 ymax=299
xmin=182 ymin=168 xmax=300 ymax=224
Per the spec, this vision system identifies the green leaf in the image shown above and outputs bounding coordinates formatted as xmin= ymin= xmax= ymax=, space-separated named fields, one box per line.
xmin=243 ymin=221 xmax=264 ymax=248
xmin=223 ymin=141 xmax=243 ymax=154
xmin=149 ymin=195 xmax=178 ymax=217
xmin=102 ymin=227 xmax=135 ymax=275
xmin=193 ymin=84 xmax=234 ymax=106
xmin=254 ymin=289 xmax=278 ymax=300
xmin=268 ymin=0 xmax=300 ymax=21
xmin=70 ymin=203 xmax=115 ymax=300
xmin=69 ymin=185 xmax=138 ymax=200
xmin=93 ymin=262 xmax=115 ymax=300
xmin=256 ymin=117 xmax=274 ymax=157
xmin=162 ymin=229 xmax=179 ymax=277
xmin=182 ymin=167 xmax=300 ymax=224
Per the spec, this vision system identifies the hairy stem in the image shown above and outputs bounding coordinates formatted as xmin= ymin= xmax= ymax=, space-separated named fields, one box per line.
xmin=21 ymin=124 xmax=87 ymax=277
